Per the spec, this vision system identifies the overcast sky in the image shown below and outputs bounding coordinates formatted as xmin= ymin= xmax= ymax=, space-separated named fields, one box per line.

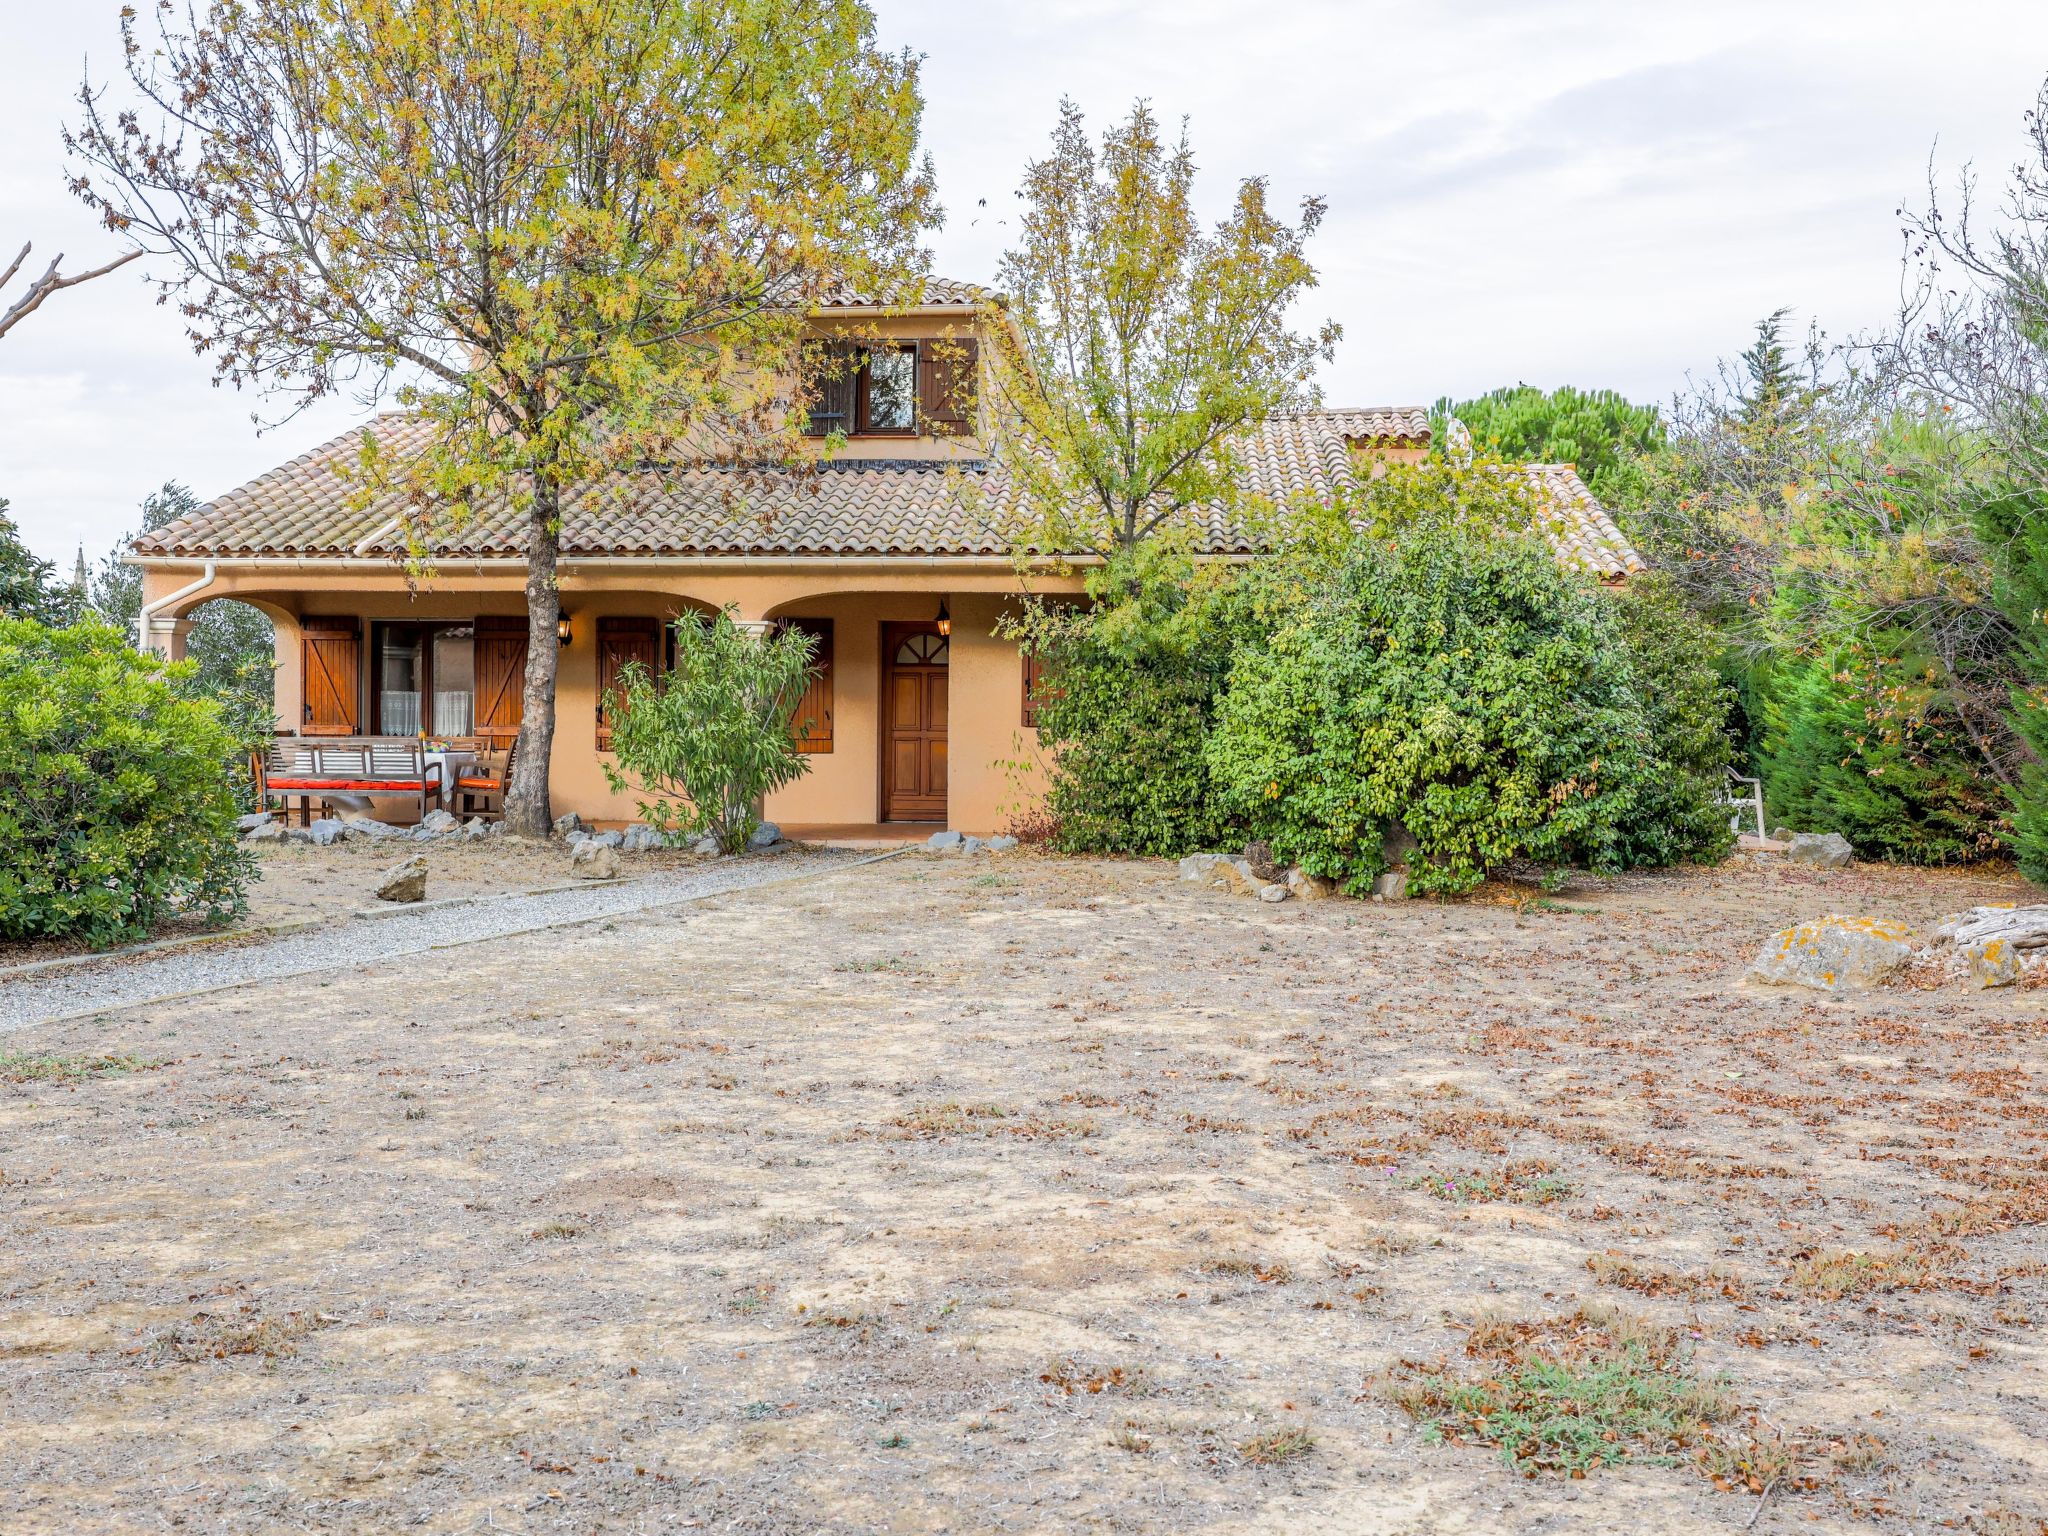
xmin=3 ymin=0 xmax=2045 ymax=565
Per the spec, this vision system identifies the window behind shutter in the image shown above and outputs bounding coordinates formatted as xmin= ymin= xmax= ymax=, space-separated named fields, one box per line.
xmin=917 ymin=337 xmax=978 ymax=435
xmin=786 ymin=618 xmax=833 ymax=753
xmin=597 ymin=617 xmax=660 ymax=750
xmin=805 ymin=340 xmax=858 ymax=437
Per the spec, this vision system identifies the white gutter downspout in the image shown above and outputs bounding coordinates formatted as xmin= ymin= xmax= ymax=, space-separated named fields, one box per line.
xmin=135 ymin=561 xmax=217 ymax=653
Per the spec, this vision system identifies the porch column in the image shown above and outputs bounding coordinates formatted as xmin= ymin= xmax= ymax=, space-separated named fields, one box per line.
xmin=142 ymin=614 xmax=194 ymax=662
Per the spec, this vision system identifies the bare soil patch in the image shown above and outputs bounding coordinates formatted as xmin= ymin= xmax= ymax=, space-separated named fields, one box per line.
xmin=1 ymin=852 xmax=2043 ymax=1533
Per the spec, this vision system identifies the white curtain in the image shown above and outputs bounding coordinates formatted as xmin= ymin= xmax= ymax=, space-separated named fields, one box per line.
xmin=380 ymin=691 xmax=421 ymax=736
xmin=434 ymin=691 xmax=473 ymax=736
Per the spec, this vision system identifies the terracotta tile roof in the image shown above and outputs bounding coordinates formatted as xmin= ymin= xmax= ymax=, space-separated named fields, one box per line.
xmin=1524 ymin=464 xmax=1648 ymax=581
xmin=811 ymin=275 xmax=985 ymax=309
xmin=132 ymin=408 xmax=1643 ymax=578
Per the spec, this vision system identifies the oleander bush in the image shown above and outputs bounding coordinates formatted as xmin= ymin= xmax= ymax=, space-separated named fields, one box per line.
xmin=0 ymin=616 xmax=252 ymax=946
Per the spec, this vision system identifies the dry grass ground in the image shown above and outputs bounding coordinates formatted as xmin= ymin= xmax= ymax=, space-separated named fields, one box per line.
xmin=0 ymin=838 xmax=715 ymax=968
xmin=1 ymin=851 xmax=2044 ymax=1534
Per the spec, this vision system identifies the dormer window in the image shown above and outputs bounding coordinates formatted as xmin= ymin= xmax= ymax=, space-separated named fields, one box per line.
xmin=806 ymin=337 xmax=978 ymax=439
xmin=859 ymin=345 xmax=917 ymax=435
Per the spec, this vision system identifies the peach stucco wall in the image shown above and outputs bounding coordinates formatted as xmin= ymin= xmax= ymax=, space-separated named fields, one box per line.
xmin=142 ymin=562 xmax=1073 ymax=834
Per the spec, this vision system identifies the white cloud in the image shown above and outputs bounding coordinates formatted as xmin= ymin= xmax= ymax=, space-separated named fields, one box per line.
xmin=3 ymin=0 xmax=2044 ymax=562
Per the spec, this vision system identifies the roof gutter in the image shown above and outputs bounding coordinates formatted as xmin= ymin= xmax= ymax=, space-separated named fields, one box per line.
xmin=135 ymin=560 xmax=216 ymax=651
xmin=123 ymin=553 xmax=1104 ymax=572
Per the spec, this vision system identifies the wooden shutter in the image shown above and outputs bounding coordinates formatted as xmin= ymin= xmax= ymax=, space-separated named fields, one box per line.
xmin=785 ymin=618 xmax=833 ymax=753
xmin=473 ymin=618 xmax=528 ymax=749
xmin=1022 ymin=644 xmax=1048 ymax=730
xmin=805 ymin=340 xmax=858 ymax=437
xmin=301 ymin=619 xmax=360 ymax=736
xmin=917 ymin=337 xmax=978 ymax=435
xmin=597 ymin=617 xmax=659 ymax=750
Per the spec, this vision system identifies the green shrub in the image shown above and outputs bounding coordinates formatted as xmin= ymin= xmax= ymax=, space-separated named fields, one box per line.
xmin=1607 ymin=572 xmax=1738 ymax=865
xmin=1023 ymin=553 xmax=1270 ymax=857
xmin=0 ymin=617 xmax=252 ymax=946
xmin=1759 ymin=639 xmax=2008 ymax=864
xmin=1974 ymin=483 xmax=2048 ymax=880
xmin=600 ymin=608 xmax=816 ymax=855
xmin=1205 ymin=514 xmax=1671 ymax=894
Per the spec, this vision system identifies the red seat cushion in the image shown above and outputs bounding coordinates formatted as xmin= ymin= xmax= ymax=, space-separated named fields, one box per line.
xmin=269 ymin=777 xmax=431 ymax=792
xmin=456 ymin=776 xmax=503 ymax=791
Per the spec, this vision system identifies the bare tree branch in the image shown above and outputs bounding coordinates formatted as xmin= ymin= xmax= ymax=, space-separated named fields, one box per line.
xmin=0 ymin=242 xmax=139 ymax=341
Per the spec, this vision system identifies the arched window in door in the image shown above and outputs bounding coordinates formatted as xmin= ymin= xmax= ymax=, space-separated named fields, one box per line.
xmin=893 ymin=632 xmax=948 ymax=666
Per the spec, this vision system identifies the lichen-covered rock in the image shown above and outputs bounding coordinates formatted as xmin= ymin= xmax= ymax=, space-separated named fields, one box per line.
xmin=551 ymin=812 xmax=585 ymax=839
xmin=569 ymin=840 xmax=620 ymax=880
xmin=244 ymin=817 xmax=288 ymax=844
xmin=1257 ymin=882 xmax=1290 ymax=904
xmin=620 ymin=824 xmax=664 ymax=853
xmin=1371 ymin=870 xmax=1409 ymax=901
xmin=415 ymin=808 xmax=459 ymax=838
xmin=236 ymin=812 xmax=274 ymax=834
xmin=927 ymin=830 xmax=964 ymax=853
xmin=1964 ymin=937 xmax=2023 ymax=989
xmin=306 ymin=817 xmax=346 ymax=847
xmin=1783 ymin=832 xmax=1854 ymax=869
xmin=986 ymin=835 xmax=1019 ymax=853
xmin=1748 ymin=914 xmax=1915 ymax=990
xmin=374 ymin=855 xmax=427 ymax=904
xmin=749 ymin=822 xmax=783 ymax=850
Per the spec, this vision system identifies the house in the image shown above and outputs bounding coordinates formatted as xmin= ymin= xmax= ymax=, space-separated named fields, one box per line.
xmin=129 ymin=280 xmax=1642 ymax=835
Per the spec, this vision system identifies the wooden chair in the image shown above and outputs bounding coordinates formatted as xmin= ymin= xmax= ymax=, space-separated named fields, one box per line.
xmin=456 ymin=738 xmax=517 ymax=821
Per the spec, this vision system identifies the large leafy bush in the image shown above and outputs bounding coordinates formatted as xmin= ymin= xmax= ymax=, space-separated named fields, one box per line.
xmin=601 ymin=609 xmax=817 ymax=855
xmin=1607 ymin=572 xmax=1738 ymax=866
xmin=1205 ymin=512 xmax=1680 ymax=894
xmin=0 ymin=617 xmax=252 ymax=946
xmin=1021 ymin=550 xmax=1273 ymax=857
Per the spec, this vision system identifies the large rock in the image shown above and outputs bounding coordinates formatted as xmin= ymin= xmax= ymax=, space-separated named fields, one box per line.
xmin=749 ymin=822 xmax=783 ymax=850
xmin=688 ymin=834 xmax=721 ymax=856
xmin=1241 ymin=839 xmax=1283 ymax=883
xmin=1284 ymin=867 xmax=1338 ymax=901
xmin=1964 ymin=938 xmax=2024 ymax=990
xmin=1748 ymin=914 xmax=1916 ymax=990
xmin=552 ymin=812 xmax=586 ymax=840
xmin=458 ymin=817 xmax=495 ymax=841
xmin=588 ymin=829 xmax=625 ymax=851
xmin=1783 ymin=832 xmax=1854 ymax=869
xmin=570 ymin=840 xmax=620 ymax=880
xmin=621 ymin=823 xmax=665 ymax=853
xmin=374 ymin=855 xmax=427 ymax=904
xmin=342 ymin=814 xmax=404 ymax=842
xmin=1178 ymin=853 xmax=1283 ymax=901
xmin=1371 ymin=870 xmax=1410 ymax=901
xmin=305 ymin=817 xmax=346 ymax=847
xmin=244 ymin=817 xmax=288 ymax=844
xmin=414 ymin=808 xmax=459 ymax=839
xmin=986 ymin=835 xmax=1020 ymax=853
xmin=236 ymin=811 xmax=275 ymax=834
xmin=927 ymin=830 xmax=965 ymax=853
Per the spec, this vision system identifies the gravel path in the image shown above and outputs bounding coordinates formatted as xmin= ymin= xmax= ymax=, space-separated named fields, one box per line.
xmin=0 ymin=849 xmax=877 ymax=1032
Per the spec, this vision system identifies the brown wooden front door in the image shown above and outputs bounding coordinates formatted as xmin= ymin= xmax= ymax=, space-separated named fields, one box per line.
xmin=882 ymin=623 xmax=948 ymax=822
xmin=301 ymin=621 xmax=361 ymax=735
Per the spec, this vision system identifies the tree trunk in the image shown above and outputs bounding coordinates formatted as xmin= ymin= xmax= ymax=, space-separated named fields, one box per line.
xmin=504 ymin=483 xmax=562 ymax=837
